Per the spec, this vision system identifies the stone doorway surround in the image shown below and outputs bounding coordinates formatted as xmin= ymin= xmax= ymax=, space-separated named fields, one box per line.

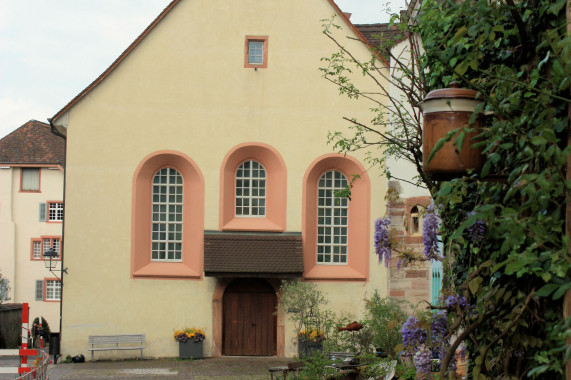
xmin=211 ymin=278 xmax=285 ymax=357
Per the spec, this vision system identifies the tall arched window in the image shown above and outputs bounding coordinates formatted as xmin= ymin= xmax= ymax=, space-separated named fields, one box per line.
xmin=152 ymin=168 xmax=183 ymax=262
xmin=302 ymin=154 xmax=370 ymax=281
xmin=317 ymin=170 xmax=349 ymax=264
xmin=235 ymin=160 xmax=266 ymax=217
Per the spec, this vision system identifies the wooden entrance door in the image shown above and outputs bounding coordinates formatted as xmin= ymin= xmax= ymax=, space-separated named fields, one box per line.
xmin=223 ymin=279 xmax=276 ymax=356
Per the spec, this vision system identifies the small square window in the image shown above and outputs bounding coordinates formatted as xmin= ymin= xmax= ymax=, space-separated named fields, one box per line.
xmin=48 ymin=202 xmax=64 ymax=222
xmin=248 ymin=41 xmax=264 ymax=64
xmin=21 ymin=168 xmax=40 ymax=191
xmin=244 ymin=36 xmax=268 ymax=68
xmin=45 ymin=279 xmax=61 ymax=301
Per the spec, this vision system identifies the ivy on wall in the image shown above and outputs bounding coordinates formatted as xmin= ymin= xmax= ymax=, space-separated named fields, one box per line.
xmin=321 ymin=0 xmax=570 ymax=376
xmin=418 ymin=0 xmax=570 ymax=377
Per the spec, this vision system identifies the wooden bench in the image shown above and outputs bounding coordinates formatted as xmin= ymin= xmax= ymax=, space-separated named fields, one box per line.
xmin=88 ymin=334 xmax=145 ymax=361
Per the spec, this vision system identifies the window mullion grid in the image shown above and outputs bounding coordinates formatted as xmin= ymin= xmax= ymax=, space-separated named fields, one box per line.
xmin=317 ymin=171 xmax=348 ymax=265
xmin=235 ymin=161 xmax=265 ymax=217
xmin=45 ymin=280 xmax=61 ymax=301
xmin=152 ymin=168 xmax=183 ymax=263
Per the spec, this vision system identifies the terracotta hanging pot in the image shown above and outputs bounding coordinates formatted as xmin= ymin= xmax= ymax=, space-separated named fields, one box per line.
xmin=421 ymin=82 xmax=485 ymax=180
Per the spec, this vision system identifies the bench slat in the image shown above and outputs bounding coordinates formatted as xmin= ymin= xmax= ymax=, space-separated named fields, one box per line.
xmin=88 ymin=334 xmax=145 ymax=361
xmin=89 ymin=335 xmax=145 ymax=344
xmin=88 ymin=347 xmax=145 ymax=351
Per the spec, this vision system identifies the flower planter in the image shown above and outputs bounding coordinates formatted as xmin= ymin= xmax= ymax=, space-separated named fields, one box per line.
xmin=421 ymin=82 xmax=485 ymax=180
xmin=179 ymin=340 xmax=203 ymax=359
xmin=298 ymin=339 xmax=323 ymax=358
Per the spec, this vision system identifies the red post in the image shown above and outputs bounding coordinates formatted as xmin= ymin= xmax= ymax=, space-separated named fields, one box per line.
xmin=39 ymin=316 xmax=44 ymax=349
xmin=19 ymin=303 xmax=31 ymax=374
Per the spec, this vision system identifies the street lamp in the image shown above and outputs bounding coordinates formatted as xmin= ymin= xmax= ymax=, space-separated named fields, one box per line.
xmin=43 ymin=247 xmax=60 ymax=279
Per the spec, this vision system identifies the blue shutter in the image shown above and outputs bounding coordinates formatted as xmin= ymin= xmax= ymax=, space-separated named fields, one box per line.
xmin=431 ymin=260 xmax=443 ymax=305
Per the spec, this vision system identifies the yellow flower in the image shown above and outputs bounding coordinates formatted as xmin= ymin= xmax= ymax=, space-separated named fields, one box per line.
xmin=173 ymin=327 xmax=206 ymax=342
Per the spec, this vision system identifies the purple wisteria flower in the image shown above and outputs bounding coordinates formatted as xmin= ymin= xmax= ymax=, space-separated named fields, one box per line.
xmin=374 ymin=217 xmax=391 ymax=267
xmin=422 ymin=203 xmax=440 ymax=259
xmin=445 ymin=295 xmax=468 ymax=310
xmin=402 ymin=316 xmax=427 ymax=356
xmin=467 ymin=218 xmax=486 ymax=244
xmin=431 ymin=310 xmax=447 ymax=344
xmin=397 ymin=258 xmax=409 ymax=270
xmin=414 ymin=345 xmax=432 ymax=379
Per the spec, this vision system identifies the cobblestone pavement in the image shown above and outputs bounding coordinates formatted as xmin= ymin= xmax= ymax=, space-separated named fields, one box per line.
xmin=46 ymin=357 xmax=293 ymax=380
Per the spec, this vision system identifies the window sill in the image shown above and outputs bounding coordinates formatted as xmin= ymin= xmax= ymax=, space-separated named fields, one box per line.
xmin=132 ymin=262 xmax=202 ymax=279
xmin=303 ymin=265 xmax=367 ymax=282
xmin=221 ymin=217 xmax=283 ymax=232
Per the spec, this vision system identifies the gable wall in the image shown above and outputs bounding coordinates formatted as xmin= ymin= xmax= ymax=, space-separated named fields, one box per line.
xmin=60 ymin=0 xmax=391 ymax=358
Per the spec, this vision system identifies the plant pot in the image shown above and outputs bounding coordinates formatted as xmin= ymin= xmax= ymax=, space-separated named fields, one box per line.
xmin=298 ymin=338 xmax=323 ymax=358
xmin=179 ymin=340 xmax=203 ymax=359
xmin=421 ymin=82 xmax=485 ymax=180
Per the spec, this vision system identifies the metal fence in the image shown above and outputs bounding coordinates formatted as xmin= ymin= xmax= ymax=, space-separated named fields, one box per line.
xmin=15 ymin=349 xmax=50 ymax=380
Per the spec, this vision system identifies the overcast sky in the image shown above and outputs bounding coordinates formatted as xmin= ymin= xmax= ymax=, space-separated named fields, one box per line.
xmin=0 ymin=0 xmax=405 ymax=139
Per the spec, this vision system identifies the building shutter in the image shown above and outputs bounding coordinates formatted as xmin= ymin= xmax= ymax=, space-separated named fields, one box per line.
xmin=39 ymin=203 xmax=46 ymax=222
xmin=35 ymin=280 xmax=44 ymax=301
xmin=431 ymin=260 xmax=443 ymax=305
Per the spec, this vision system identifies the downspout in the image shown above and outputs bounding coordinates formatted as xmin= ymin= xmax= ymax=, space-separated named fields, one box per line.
xmin=48 ymin=117 xmax=66 ymax=361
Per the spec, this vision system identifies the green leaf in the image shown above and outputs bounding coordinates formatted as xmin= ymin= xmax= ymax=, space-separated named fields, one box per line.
xmin=537 ymin=51 xmax=550 ymax=70
xmin=552 ymin=282 xmax=571 ymax=300
xmin=452 ymin=26 xmax=468 ymax=45
xmin=426 ymin=128 xmax=458 ymax=164
xmin=469 ymin=276 xmax=483 ymax=295
xmin=548 ymin=0 xmax=566 ymax=14
xmin=531 ymin=136 xmax=547 ymax=146
xmin=454 ymin=130 xmax=467 ymax=152
xmin=535 ymin=283 xmax=558 ymax=297
xmin=480 ymin=160 xmax=491 ymax=178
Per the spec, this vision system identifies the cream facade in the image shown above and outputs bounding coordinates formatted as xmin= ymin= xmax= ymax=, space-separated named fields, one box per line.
xmin=52 ymin=0 xmax=391 ymax=358
xmin=386 ymin=36 xmax=440 ymax=309
xmin=0 ymin=121 xmax=65 ymax=333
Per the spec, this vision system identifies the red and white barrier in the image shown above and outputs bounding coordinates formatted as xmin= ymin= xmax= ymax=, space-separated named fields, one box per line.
xmin=0 ymin=303 xmax=51 ymax=379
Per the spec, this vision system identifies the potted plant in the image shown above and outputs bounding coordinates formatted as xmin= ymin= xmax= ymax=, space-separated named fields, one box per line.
xmin=173 ymin=328 xmax=205 ymax=359
xmin=298 ymin=329 xmax=326 ymax=358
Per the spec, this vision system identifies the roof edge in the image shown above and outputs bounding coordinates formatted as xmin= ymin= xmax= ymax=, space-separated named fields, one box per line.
xmin=51 ymin=0 xmax=388 ymax=124
xmin=51 ymin=0 xmax=182 ymax=123
xmin=326 ymin=0 xmax=390 ymax=67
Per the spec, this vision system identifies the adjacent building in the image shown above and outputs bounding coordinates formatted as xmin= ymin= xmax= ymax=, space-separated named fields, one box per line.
xmin=0 ymin=120 xmax=65 ymax=332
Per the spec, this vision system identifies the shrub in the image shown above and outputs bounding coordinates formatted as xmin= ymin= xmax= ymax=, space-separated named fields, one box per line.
xmin=31 ymin=317 xmax=50 ymax=345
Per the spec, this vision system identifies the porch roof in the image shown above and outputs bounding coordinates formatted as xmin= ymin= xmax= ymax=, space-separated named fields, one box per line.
xmin=204 ymin=231 xmax=304 ymax=278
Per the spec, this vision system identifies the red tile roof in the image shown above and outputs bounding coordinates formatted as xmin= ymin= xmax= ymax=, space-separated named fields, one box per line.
xmin=0 ymin=120 xmax=65 ymax=166
xmin=354 ymin=23 xmax=408 ymax=66
xmin=355 ymin=23 xmax=407 ymax=56
xmin=204 ymin=232 xmax=304 ymax=277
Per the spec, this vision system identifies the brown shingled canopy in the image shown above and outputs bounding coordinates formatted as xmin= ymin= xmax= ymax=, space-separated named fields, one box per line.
xmin=0 ymin=120 xmax=65 ymax=166
xmin=204 ymin=232 xmax=304 ymax=278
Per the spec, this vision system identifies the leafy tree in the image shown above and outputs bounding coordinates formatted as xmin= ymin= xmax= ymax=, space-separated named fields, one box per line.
xmin=0 ymin=271 xmax=10 ymax=304
xmin=321 ymin=0 xmax=571 ymax=377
